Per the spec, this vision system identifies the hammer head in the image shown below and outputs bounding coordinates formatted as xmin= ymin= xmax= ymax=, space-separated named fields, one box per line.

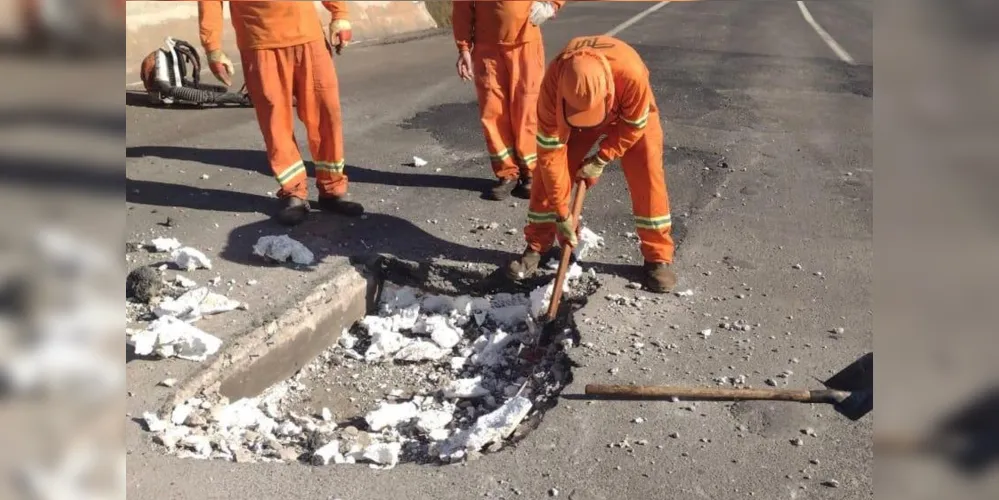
xmin=824 ymin=352 xmax=873 ymax=421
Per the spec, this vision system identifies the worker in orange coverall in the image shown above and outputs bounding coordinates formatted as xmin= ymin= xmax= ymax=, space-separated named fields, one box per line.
xmin=199 ymin=1 xmax=362 ymax=226
xmin=505 ymin=35 xmax=677 ymax=292
xmin=453 ymin=0 xmax=565 ymax=201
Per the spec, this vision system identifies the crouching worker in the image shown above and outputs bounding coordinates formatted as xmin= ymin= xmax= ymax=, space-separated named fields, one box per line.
xmin=139 ymin=37 xmax=251 ymax=107
xmin=505 ymin=35 xmax=678 ymax=293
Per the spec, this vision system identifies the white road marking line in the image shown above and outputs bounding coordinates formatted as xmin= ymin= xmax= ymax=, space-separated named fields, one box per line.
xmin=796 ymin=1 xmax=855 ymax=65
xmin=605 ymin=1 xmax=672 ymax=37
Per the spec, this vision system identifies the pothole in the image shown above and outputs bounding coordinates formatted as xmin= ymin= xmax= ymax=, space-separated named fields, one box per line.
xmin=141 ymin=254 xmax=600 ymax=468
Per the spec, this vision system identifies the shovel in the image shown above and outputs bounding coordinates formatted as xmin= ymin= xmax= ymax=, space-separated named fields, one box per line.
xmin=584 ymin=352 xmax=873 ymax=421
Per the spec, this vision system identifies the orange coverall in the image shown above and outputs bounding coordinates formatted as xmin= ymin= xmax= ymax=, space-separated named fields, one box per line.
xmin=528 ymin=35 xmax=674 ymax=263
xmin=199 ymin=1 xmax=349 ymax=200
xmin=452 ymin=1 xmax=565 ymax=181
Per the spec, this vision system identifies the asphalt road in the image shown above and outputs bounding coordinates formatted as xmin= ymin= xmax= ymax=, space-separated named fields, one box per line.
xmin=126 ymin=2 xmax=872 ymax=499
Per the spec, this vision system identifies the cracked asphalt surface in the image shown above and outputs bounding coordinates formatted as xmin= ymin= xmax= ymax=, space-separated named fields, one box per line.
xmin=126 ymin=2 xmax=872 ymax=498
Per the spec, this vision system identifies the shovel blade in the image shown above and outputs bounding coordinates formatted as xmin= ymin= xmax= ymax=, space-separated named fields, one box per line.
xmin=834 ymin=388 xmax=873 ymax=421
xmin=825 ymin=352 xmax=873 ymax=420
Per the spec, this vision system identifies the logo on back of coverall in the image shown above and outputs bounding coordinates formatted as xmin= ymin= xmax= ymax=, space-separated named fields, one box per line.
xmin=569 ymin=37 xmax=615 ymax=52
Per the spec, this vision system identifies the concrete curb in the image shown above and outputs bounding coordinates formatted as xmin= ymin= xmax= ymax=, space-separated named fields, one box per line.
xmin=126 ymin=1 xmax=438 ymax=79
xmin=159 ymin=258 xmax=377 ymax=414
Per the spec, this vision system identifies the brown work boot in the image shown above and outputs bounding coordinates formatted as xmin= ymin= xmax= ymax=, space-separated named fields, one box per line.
xmin=276 ymin=196 xmax=310 ymax=226
xmin=317 ymin=195 xmax=364 ymax=217
xmin=505 ymin=249 xmax=542 ymax=281
xmin=486 ymin=177 xmax=517 ymax=201
xmin=511 ymin=175 xmax=532 ymax=199
xmin=643 ymin=261 xmax=677 ymax=293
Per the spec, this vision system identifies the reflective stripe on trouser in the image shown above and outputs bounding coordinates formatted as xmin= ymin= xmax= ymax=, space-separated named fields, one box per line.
xmin=241 ymin=39 xmax=348 ymax=199
xmin=472 ymin=41 xmax=545 ymax=180
xmin=524 ymin=112 xmax=674 ymax=263
xmin=524 ymin=127 xmax=601 ymax=254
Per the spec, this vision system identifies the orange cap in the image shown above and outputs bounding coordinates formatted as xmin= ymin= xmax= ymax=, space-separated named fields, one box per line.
xmin=559 ymin=53 xmax=609 ymax=128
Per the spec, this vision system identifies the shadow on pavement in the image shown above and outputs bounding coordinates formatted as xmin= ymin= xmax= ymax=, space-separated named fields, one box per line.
xmin=0 ymin=107 xmax=124 ymax=135
xmin=219 ymin=209 xmax=516 ymax=272
xmin=126 ymin=178 xmax=268 ymax=214
xmin=126 ymin=175 xmax=643 ymax=284
xmin=0 ymin=154 xmax=119 ymax=195
xmin=126 ymin=146 xmax=493 ymax=193
xmin=220 ymin=209 xmax=645 ymax=286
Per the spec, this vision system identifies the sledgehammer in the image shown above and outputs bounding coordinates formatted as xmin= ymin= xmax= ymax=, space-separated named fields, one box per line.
xmin=584 ymin=352 xmax=873 ymax=421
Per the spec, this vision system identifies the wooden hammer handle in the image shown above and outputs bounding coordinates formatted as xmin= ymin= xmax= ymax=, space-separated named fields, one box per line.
xmin=585 ymin=384 xmax=814 ymax=402
xmin=545 ymin=180 xmax=588 ymax=321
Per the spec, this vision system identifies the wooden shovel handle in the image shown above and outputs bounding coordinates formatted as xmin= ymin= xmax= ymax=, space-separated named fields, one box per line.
xmin=545 ymin=180 xmax=588 ymax=321
xmin=585 ymin=384 xmax=815 ymax=402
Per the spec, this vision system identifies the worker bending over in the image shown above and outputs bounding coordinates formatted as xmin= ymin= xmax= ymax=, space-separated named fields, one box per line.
xmin=506 ymin=35 xmax=678 ymax=292
xmin=199 ymin=1 xmax=361 ymax=226
xmin=453 ymin=0 xmax=564 ymax=201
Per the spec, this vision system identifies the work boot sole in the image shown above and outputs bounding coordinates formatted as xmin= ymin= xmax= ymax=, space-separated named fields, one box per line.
xmin=486 ymin=180 xmax=517 ymax=201
xmin=317 ymin=197 xmax=365 ymax=217
xmin=511 ymin=180 xmax=532 ymax=199
xmin=276 ymin=198 xmax=310 ymax=226
xmin=643 ymin=268 xmax=678 ymax=294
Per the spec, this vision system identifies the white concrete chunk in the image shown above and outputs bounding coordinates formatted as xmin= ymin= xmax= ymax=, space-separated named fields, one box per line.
xmin=130 ymin=316 xmax=222 ymax=362
xmin=444 ymin=377 xmax=489 ymax=399
xmin=151 ymin=237 xmax=182 ymax=252
xmin=170 ymin=247 xmax=212 ymax=271
xmin=153 ymin=287 xmax=242 ymax=322
xmin=364 ymin=402 xmax=418 ymax=431
xmin=394 ymin=341 xmax=449 ymax=363
xmin=361 ymin=442 xmax=401 ymax=468
xmin=312 ymin=440 xmax=343 ymax=466
xmin=439 ymin=396 xmax=532 ymax=460
xmin=415 ymin=410 xmax=453 ymax=434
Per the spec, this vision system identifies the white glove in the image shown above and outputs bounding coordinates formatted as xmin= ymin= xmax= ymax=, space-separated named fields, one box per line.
xmin=529 ymin=1 xmax=556 ymax=26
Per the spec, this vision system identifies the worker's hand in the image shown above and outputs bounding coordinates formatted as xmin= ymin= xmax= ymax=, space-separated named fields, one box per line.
xmin=529 ymin=1 xmax=557 ymax=26
xmin=555 ymin=215 xmax=579 ymax=247
xmin=207 ymin=50 xmax=234 ymax=87
xmin=456 ymin=50 xmax=473 ymax=81
xmin=576 ymin=155 xmax=608 ymax=188
xmin=329 ymin=19 xmax=352 ymax=53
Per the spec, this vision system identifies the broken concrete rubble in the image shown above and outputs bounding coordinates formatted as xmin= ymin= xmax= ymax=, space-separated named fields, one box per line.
xmin=361 ymin=442 xmax=402 ymax=468
xmin=150 ymin=237 xmax=182 ymax=253
xmin=312 ymin=440 xmax=343 ymax=466
xmin=252 ymin=235 xmax=315 ymax=266
xmin=444 ymin=377 xmax=490 ymax=399
xmin=171 ymin=247 xmax=212 ymax=271
xmin=364 ymin=402 xmax=418 ymax=432
xmin=439 ymin=396 xmax=532 ymax=461
xmin=574 ymin=226 xmax=605 ymax=260
xmin=393 ymin=341 xmax=448 ymax=362
xmin=153 ymin=287 xmax=242 ymax=322
xmin=129 ymin=316 xmax=222 ymax=362
xmin=143 ymin=270 xmax=595 ymax=468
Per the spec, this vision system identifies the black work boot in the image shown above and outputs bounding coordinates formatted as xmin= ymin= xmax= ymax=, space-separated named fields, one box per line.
xmin=511 ymin=175 xmax=532 ymax=199
xmin=276 ymin=196 xmax=310 ymax=226
xmin=505 ymin=248 xmax=542 ymax=281
xmin=486 ymin=177 xmax=517 ymax=201
xmin=643 ymin=261 xmax=678 ymax=293
xmin=317 ymin=195 xmax=364 ymax=217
